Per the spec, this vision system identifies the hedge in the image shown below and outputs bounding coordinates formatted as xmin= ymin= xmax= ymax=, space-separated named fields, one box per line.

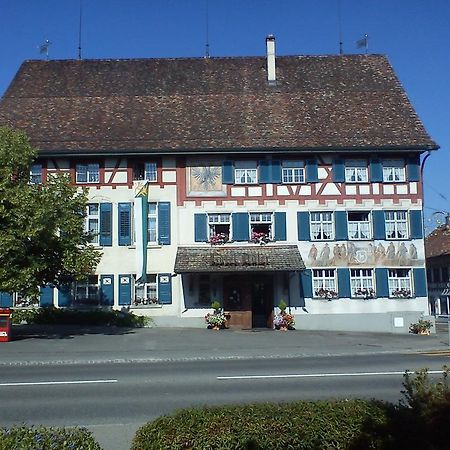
xmin=132 ymin=400 xmax=388 ymax=450
xmin=0 ymin=425 xmax=101 ymax=450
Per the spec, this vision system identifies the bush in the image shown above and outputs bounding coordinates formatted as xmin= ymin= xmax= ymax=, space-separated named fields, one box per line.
xmin=132 ymin=400 xmax=387 ymax=450
xmin=11 ymin=307 xmax=152 ymax=327
xmin=0 ymin=425 xmax=101 ymax=450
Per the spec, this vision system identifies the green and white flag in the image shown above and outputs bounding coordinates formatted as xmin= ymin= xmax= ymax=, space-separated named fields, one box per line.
xmin=134 ymin=182 xmax=149 ymax=282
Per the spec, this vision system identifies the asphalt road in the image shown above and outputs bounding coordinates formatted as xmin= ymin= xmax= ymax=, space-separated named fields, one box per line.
xmin=1 ymin=352 xmax=449 ymax=449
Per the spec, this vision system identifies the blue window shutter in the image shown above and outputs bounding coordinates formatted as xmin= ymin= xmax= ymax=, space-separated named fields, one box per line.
xmin=158 ymin=273 xmax=172 ymax=304
xmin=99 ymin=203 xmax=112 ymax=247
xmin=0 ymin=292 xmax=13 ymax=307
xmin=373 ymin=211 xmax=386 ymax=240
xmin=370 ymin=159 xmax=383 ymax=182
xmin=100 ymin=275 xmax=114 ymax=306
xmin=118 ymin=275 xmax=131 ymax=305
xmin=39 ymin=286 xmax=54 ymax=307
xmin=57 ymin=284 xmax=72 ymax=307
xmin=407 ymin=155 xmax=420 ymax=182
xmin=118 ymin=203 xmax=131 ymax=246
xmin=297 ymin=212 xmax=310 ymax=241
xmin=222 ymin=161 xmax=234 ymax=184
xmin=274 ymin=212 xmax=287 ymax=241
xmin=337 ymin=269 xmax=351 ymax=298
xmin=375 ymin=268 xmax=389 ymax=298
xmin=300 ymin=269 xmax=312 ymax=299
xmin=332 ymin=159 xmax=345 ymax=182
xmin=158 ymin=202 xmax=171 ymax=245
xmin=271 ymin=160 xmax=282 ymax=183
xmin=232 ymin=213 xmax=249 ymax=241
xmin=335 ymin=211 xmax=348 ymax=240
xmin=194 ymin=214 xmax=208 ymax=242
xmin=410 ymin=210 xmax=423 ymax=239
xmin=306 ymin=159 xmax=319 ymax=183
xmin=259 ymin=160 xmax=270 ymax=183
xmin=413 ymin=268 xmax=427 ymax=297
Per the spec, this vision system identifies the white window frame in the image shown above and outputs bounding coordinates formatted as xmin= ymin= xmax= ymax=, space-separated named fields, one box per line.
xmin=144 ymin=162 xmax=157 ymax=182
xmin=388 ymin=269 xmax=413 ymax=298
xmin=345 ymin=165 xmax=368 ymax=183
xmin=76 ymin=163 xmax=100 ymax=184
xmin=250 ymin=212 xmax=273 ymax=242
xmin=348 ymin=211 xmax=372 ymax=240
xmin=147 ymin=202 xmax=158 ymax=244
xmin=85 ymin=203 xmax=100 ymax=245
xmin=310 ymin=212 xmax=334 ymax=241
xmin=312 ymin=269 xmax=338 ymax=299
xmin=13 ymin=293 xmax=39 ymax=308
xmin=73 ymin=275 xmax=100 ymax=305
xmin=235 ymin=161 xmax=257 ymax=185
xmin=134 ymin=274 xmax=158 ymax=306
xmin=208 ymin=213 xmax=231 ymax=244
xmin=350 ymin=268 xmax=375 ymax=298
xmin=383 ymin=163 xmax=406 ymax=182
xmin=30 ymin=164 xmax=42 ymax=184
xmin=282 ymin=161 xmax=305 ymax=184
xmin=385 ymin=211 xmax=409 ymax=240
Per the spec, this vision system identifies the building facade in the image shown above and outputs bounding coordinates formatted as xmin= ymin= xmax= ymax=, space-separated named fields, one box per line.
xmin=0 ymin=39 xmax=438 ymax=332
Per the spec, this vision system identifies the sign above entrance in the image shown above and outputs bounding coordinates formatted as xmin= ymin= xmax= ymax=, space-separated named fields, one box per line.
xmin=211 ymin=251 xmax=269 ymax=267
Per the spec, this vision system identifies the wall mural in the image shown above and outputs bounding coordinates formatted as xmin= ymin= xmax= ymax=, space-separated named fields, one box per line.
xmin=188 ymin=162 xmax=226 ymax=196
xmin=307 ymin=241 xmax=422 ymax=267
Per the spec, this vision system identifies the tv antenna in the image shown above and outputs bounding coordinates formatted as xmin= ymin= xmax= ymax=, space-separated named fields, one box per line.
xmin=205 ymin=0 xmax=210 ymax=58
xmin=78 ymin=0 xmax=83 ymax=59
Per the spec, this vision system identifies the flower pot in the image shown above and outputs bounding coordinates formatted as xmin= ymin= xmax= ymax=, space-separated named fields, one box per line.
xmin=212 ymin=325 xmax=220 ymax=331
xmin=418 ymin=329 xmax=430 ymax=335
xmin=279 ymin=326 xmax=288 ymax=332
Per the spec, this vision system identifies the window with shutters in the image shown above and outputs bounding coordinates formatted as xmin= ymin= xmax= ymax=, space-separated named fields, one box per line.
xmin=345 ymin=163 xmax=368 ymax=183
xmin=348 ymin=212 xmax=371 ymax=240
xmin=73 ymin=275 xmax=100 ymax=306
xmin=208 ymin=213 xmax=231 ymax=245
xmin=133 ymin=161 xmax=157 ymax=182
xmin=85 ymin=203 xmax=99 ymax=244
xmin=119 ymin=205 xmax=132 ymax=245
xmin=350 ymin=269 xmax=375 ymax=298
xmin=282 ymin=161 xmax=305 ymax=184
xmin=310 ymin=212 xmax=334 ymax=241
xmin=235 ymin=161 xmax=257 ymax=184
xmin=388 ymin=269 xmax=412 ymax=298
xmin=147 ymin=202 xmax=158 ymax=244
xmin=30 ymin=164 xmax=43 ymax=184
xmin=13 ymin=293 xmax=39 ymax=308
xmin=385 ymin=211 xmax=408 ymax=239
xmin=134 ymin=274 xmax=159 ymax=306
xmin=383 ymin=161 xmax=405 ymax=182
xmin=250 ymin=212 xmax=272 ymax=244
xmin=312 ymin=269 xmax=338 ymax=299
xmin=76 ymin=163 xmax=100 ymax=183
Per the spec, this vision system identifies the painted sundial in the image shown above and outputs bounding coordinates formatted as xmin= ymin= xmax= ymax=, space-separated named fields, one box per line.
xmin=189 ymin=164 xmax=223 ymax=193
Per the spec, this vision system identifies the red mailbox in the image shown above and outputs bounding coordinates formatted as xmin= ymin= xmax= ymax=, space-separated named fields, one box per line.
xmin=0 ymin=308 xmax=12 ymax=342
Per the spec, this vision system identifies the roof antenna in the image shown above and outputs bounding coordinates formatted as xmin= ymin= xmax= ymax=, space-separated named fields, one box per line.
xmin=205 ymin=0 xmax=210 ymax=58
xmin=337 ymin=0 xmax=343 ymax=54
xmin=78 ymin=0 xmax=83 ymax=59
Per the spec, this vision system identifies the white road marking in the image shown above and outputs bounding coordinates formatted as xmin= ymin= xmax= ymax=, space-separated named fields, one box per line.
xmin=217 ymin=370 xmax=444 ymax=380
xmin=0 ymin=379 xmax=118 ymax=387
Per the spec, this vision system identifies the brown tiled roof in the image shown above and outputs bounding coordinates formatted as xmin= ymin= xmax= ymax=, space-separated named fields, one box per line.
xmin=0 ymin=55 xmax=437 ymax=155
xmin=174 ymin=245 xmax=305 ymax=273
xmin=425 ymin=224 xmax=450 ymax=258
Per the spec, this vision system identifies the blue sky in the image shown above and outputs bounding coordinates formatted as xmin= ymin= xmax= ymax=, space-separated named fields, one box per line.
xmin=1 ymin=0 xmax=449 ymax=231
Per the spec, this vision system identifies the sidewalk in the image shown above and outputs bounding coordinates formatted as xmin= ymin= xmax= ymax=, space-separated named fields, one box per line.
xmin=1 ymin=323 xmax=449 ymax=366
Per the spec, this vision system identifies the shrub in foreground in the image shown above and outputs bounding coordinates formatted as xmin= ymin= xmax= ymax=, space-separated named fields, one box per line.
xmin=132 ymin=400 xmax=387 ymax=450
xmin=0 ymin=425 xmax=101 ymax=450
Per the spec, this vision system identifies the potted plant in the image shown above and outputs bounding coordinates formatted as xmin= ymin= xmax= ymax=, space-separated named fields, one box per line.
xmin=205 ymin=301 xmax=227 ymax=330
xmin=409 ymin=318 xmax=433 ymax=335
xmin=251 ymin=231 xmax=271 ymax=245
xmin=273 ymin=300 xmax=295 ymax=331
xmin=209 ymin=233 xmax=229 ymax=246
xmin=391 ymin=288 xmax=412 ymax=299
xmin=315 ymin=288 xmax=338 ymax=300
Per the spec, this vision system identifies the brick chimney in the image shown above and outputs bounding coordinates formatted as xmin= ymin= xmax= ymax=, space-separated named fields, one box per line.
xmin=266 ymin=34 xmax=276 ymax=86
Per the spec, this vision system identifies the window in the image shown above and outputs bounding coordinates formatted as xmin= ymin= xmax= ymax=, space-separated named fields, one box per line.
xmin=312 ymin=269 xmax=338 ymax=299
xmin=282 ymin=161 xmax=305 ymax=184
xmin=385 ymin=211 xmax=408 ymax=239
xmin=208 ymin=213 xmax=231 ymax=244
xmin=250 ymin=212 xmax=273 ymax=243
xmin=85 ymin=203 xmax=99 ymax=244
xmin=350 ymin=269 xmax=375 ymax=298
xmin=348 ymin=212 xmax=371 ymax=240
xmin=134 ymin=162 xmax=157 ymax=182
xmin=30 ymin=164 xmax=42 ymax=184
xmin=76 ymin=163 xmax=100 ymax=183
xmin=345 ymin=162 xmax=368 ymax=183
xmin=147 ymin=202 xmax=158 ymax=243
xmin=13 ymin=293 xmax=39 ymax=308
xmin=383 ymin=161 xmax=406 ymax=182
xmin=235 ymin=161 xmax=257 ymax=184
xmin=310 ymin=212 xmax=334 ymax=241
xmin=134 ymin=274 xmax=158 ymax=306
xmin=388 ymin=269 xmax=412 ymax=298
xmin=74 ymin=275 xmax=99 ymax=306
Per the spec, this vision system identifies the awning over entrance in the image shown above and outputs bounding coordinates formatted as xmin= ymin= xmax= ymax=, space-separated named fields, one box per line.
xmin=174 ymin=245 xmax=305 ymax=273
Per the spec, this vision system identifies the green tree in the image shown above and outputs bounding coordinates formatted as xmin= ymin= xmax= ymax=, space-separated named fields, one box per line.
xmin=0 ymin=126 xmax=101 ymax=298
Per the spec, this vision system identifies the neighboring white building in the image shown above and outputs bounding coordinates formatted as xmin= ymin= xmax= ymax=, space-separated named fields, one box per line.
xmin=0 ymin=38 xmax=438 ymax=332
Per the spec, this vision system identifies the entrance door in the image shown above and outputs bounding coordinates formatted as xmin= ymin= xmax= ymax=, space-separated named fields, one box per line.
xmin=251 ymin=275 xmax=274 ymax=328
xmin=223 ymin=276 xmax=252 ymax=329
